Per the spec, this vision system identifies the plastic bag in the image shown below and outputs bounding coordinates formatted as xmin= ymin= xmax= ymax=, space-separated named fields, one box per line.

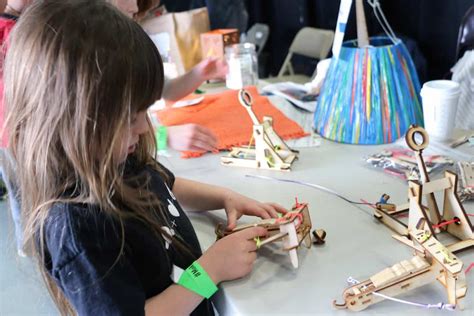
xmin=458 ymin=161 xmax=474 ymax=202
xmin=366 ymin=148 xmax=454 ymax=181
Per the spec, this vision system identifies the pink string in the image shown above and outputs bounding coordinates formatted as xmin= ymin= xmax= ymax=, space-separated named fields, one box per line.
xmin=276 ymin=212 xmax=303 ymax=224
xmin=466 ymin=263 xmax=474 ymax=274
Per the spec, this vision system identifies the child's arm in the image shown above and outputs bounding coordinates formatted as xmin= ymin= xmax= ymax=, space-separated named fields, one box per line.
xmin=167 ymin=124 xmax=218 ymax=152
xmin=162 ymin=57 xmax=227 ymax=102
xmin=145 ymin=226 xmax=266 ymax=315
xmin=50 ymin=205 xmax=266 ymax=316
xmin=145 ymin=284 xmax=205 ymax=316
xmin=173 ymin=177 xmax=286 ymax=229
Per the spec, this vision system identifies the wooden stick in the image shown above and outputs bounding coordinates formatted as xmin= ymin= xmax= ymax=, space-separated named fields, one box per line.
xmin=355 ymin=0 xmax=369 ymax=47
xmin=258 ymin=232 xmax=288 ymax=247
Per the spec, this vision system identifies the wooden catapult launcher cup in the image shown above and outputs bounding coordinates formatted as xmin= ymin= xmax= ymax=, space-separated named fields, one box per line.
xmin=220 ymin=89 xmax=299 ymax=171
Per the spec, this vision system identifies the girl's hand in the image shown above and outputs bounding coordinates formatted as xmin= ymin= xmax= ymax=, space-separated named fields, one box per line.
xmin=197 ymin=227 xmax=267 ymax=283
xmin=195 ymin=57 xmax=228 ymax=81
xmin=167 ymin=124 xmax=218 ymax=152
xmin=223 ymin=191 xmax=287 ymax=230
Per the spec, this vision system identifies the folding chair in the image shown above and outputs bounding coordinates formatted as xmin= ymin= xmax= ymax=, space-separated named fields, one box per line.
xmin=278 ymin=27 xmax=334 ymax=78
xmin=245 ymin=23 xmax=270 ymax=55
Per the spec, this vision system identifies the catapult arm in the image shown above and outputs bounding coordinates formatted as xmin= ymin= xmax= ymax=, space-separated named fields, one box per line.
xmin=238 ymin=89 xmax=260 ymax=125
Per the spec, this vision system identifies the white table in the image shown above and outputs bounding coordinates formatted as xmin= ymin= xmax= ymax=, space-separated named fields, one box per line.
xmin=160 ymin=87 xmax=474 ymax=315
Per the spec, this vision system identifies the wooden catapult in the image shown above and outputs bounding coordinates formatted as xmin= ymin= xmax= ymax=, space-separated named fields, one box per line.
xmin=221 ymin=89 xmax=299 ymax=171
xmin=216 ymin=202 xmax=324 ymax=268
xmin=374 ymin=125 xmax=474 ymax=254
xmin=334 ymin=218 xmax=468 ymax=311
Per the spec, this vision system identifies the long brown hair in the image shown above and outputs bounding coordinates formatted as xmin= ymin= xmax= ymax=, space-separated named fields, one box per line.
xmin=4 ymin=0 xmax=191 ymax=314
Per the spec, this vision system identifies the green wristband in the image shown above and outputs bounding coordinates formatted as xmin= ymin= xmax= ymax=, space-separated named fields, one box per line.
xmin=156 ymin=126 xmax=168 ymax=151
xmin=177 ymin=261 xmax=218 ymax=299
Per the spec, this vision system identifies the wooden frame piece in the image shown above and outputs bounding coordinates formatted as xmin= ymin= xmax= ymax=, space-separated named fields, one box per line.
xmin=221 ymin=89 xmax=299 ymax=172
xmin=333 ymin=226 xmax=468 ymax=311
xmin=374 ymin=125 xmax=474 ymax=253
xmin=215 ymin=202 xmax=315 ymax=268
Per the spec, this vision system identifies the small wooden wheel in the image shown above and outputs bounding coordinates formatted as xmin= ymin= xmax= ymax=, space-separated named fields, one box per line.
xmin=405 ymin=125 xmax=429 ymax=152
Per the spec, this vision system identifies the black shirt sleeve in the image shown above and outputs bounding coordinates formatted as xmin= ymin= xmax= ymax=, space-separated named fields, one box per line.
xmin=54 ymin=246 xmax=146 ymax=316
xmin=155 ymin=161 xmax=175 ymax=190
xmin=45 ymin=204 xmax=147 ymax=316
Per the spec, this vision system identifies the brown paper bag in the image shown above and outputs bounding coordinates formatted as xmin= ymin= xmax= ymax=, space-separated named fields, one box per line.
xmin=141 ymin=7 xmax=210 ymax=75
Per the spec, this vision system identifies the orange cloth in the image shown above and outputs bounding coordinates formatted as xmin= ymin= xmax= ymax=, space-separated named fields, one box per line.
xmin=156 ymin=86 xmax=308 ymax=158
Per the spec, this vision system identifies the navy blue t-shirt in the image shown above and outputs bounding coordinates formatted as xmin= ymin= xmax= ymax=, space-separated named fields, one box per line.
xmin=42 ymin=160 xmax=214 ymax=315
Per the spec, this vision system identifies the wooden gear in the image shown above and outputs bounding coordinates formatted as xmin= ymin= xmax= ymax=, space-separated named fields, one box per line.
xmin=221 ymin=89 xmax=299 ymax=171
xmin=215 ymin=202 xmax=317 ymax=268
xmin=334 ymin=221 xmax=468 ymax=311
xmin=374 ymin=125 xmax=474 ymax=253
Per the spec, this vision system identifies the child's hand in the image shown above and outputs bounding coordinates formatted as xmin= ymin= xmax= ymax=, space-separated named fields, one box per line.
xmin=167 ymin=124 xmax=218 ymax=152
xmin=223 ymin=191 xmax=287 ymax=230
xmin=195 ymin=57 xmax=228 ymax=81
xmin=197 ymin=227 xmax=267 ymax=283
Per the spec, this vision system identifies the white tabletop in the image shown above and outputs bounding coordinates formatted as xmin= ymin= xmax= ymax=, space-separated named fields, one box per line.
xmin=159 ymin=88 xmax=474 ymax=315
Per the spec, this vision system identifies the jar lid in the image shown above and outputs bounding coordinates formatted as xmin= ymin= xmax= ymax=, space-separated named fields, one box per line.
xmin=225 ymin=43 xmax=256 ymax=54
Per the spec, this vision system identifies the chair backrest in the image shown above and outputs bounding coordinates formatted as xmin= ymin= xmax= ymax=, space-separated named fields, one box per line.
xmin=456 ymin=5 xmax=474 ymax=61
xmin=245 ymin=23 xmax=270 ymax=55
xmin=278 ymin=27 xmax=334 ymax=77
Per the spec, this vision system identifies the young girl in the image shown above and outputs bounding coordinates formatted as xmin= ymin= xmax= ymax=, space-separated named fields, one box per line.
xmin=0 ymin=0 xmax=212 ymax=257
xmin=4 ymin=1 xmax=285 ymax=315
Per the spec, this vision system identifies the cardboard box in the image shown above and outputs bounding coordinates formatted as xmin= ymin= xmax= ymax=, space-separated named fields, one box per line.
xmin=200 ymin=29 xmax=239 ymax=59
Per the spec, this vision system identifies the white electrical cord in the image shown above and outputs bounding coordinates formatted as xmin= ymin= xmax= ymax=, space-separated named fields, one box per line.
xmin=347 ymin=277 xmax=456 ymax=311
xmin=245 ymin=175 xmax=370 ymax=206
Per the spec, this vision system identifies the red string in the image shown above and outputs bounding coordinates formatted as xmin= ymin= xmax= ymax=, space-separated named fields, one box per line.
xmin=466 ymin=263 xmax=474 ymax=274
xmin=276 ymin=212 xmax=303 ymax=224
xmin=360 ymin=199 xmax=376 ymax=209
xmin=432 ymin=218 xmax=460 ymax=229
xmin=295 ymin=197 xmax=301 ymax=208
xmin=359 ymin=201 xmax=474 ymax=223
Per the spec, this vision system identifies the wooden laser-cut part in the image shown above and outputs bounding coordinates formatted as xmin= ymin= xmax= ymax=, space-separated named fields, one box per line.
xmin=405 ymin=125 xmax=442 ymax=226
xmin=333 ymin=228 xmax=468 ymax=312
xmin=374 ymin=125 xmax=474 ymax=253
xmin=215 ymin=203 xmax=317 ymax=268
xmin=221 ymin=89 xmax=299 ymax=172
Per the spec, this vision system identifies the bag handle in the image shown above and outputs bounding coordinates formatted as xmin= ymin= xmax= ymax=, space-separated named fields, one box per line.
xmin=367 ymin=0 xmax=398 ymax=44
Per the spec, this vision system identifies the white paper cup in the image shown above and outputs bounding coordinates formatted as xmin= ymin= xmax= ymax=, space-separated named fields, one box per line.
xmin=420 ymin=80 xmax=461 ymax=141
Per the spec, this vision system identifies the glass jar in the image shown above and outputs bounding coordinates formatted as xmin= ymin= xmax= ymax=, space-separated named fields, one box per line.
xmin=225 ymin=43 xmax=258 ymax=90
